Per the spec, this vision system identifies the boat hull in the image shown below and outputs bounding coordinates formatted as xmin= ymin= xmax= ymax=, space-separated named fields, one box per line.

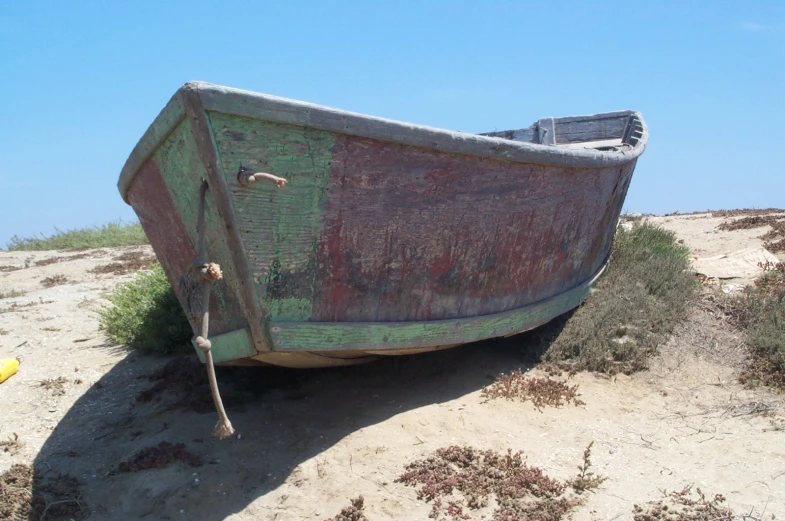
xmin=119 ymin=82 xmax=647 ymax=368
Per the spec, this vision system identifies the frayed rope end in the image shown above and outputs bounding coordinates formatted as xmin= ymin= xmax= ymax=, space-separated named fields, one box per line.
xmin=213 ymin=419 xmax=235 ymax=440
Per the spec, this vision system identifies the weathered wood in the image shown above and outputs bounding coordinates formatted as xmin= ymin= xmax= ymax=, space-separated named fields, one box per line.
xmin=270 ymin=263 xmax=606 ymax=351
xmin=556 ymin=138 xmax=624 ymax=149
xmin=194 ymin=82 xmax=646 ymax=168
xmin=553 ymin=114 xmax=629 ymax=144
xmin=127 ymin=158 xmax=225 ymax=333
xmin=622 ymin=115 xmax=645 ymax=145
xmin=117 ymin=82 xmax=649 ymax=367
xmin=309 ymin=134 xmax=622 ymax=322
xmin=182 ymin=88 xmax=270 ymax=352
xmin=208 ymin=112 xmax=334 ymax=322
xmin=538 ymin=118 xmax=556 ymax=145
xmin=479 ymin=126 xmax=537 ymax=143
xmin=150 ymin=121 xmax=246 ymax=334
xmin=193 ymin=328 xmax=256 ymax=364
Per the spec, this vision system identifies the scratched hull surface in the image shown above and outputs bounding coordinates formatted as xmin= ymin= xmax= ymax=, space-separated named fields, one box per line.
xmin=119 ymin=82 xmax=648 ymax=368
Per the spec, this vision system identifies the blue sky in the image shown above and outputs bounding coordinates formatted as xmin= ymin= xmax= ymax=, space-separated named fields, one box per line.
xmin=1 ymin=1 xmax=783 ymax=248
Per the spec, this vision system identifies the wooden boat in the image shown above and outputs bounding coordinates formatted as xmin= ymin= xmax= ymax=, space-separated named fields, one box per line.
xmin=118 ymin=81 xmax=648 ymax=369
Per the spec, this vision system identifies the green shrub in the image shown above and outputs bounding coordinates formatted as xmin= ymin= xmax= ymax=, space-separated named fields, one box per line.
xmin=97 ymin=264 xmax=192 ymax=354
xmin=7 ymin=220 xmax=148 ymax=251
xmin=0 ymin=289 xmax=26 ymax=299
xmin=540 ymin=221 xmax=698 ymax=374
xmin=731 ymin=262 xmax=785 ymax=389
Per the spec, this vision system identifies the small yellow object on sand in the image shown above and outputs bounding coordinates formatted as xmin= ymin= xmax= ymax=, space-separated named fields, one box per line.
xmin=0 ymin=358 xmax=20 ymax=383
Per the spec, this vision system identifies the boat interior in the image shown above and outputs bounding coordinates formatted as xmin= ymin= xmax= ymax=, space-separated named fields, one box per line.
xmin=480 ymin=110 xmax=644 ymax=151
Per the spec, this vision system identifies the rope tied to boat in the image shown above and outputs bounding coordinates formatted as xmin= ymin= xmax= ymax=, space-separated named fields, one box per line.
xmin=190 ymin=180 xmax=235 ymax=440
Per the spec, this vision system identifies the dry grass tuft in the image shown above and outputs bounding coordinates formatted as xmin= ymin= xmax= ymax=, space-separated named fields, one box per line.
xmin=35 ymin=253 xmax=90 ymax=267
xmin=566 ymin=441 xmax=606 ymax=493
xmin=396 ymin=443 xmax=603 ymax=520
xmin=717 ymin=215 xmax=785 ymax=254
xmin=0 ymin=463 xmax=87 ymax=521
xmin=481 ymin=371 xmax=584 ymax=410
xmin=633 ymin=486 xmax=736 ymax=521
xmin=0 ymin=433 xmax=22 ymax=455
xmin=40 ymin=376 xmax=69 ymax=396
xmin=719 ymin=262 xmax=785 ymax=390
xmin=710 ymin=208 xmax=785 ymax=218
xmin=323 ymin=496 xmax=369 ymax=521
xmin=41 ymin=274 xmax=68 ymax=288
xmin=6 ymin=220 xmax=147 ymax=251
xmin=89 ymin=251 xmax=157 ymax=275
xmin=0 ymin=289 xmax=25 ymax=299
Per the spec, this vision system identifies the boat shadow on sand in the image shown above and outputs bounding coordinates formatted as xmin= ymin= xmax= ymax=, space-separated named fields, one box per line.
xmin=31 ymin=325 xmax=565 ymax=521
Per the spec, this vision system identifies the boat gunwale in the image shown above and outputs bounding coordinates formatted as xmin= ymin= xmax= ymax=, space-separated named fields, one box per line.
xmin=117 ymin=81 xmax=648 ymax=203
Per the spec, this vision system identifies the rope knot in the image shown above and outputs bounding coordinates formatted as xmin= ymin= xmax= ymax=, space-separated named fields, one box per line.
xmin=194 ymin=336 xmax=212 ymax=353
xmin=205 ymin=262 xmax=223 ymax=282
xmin=193 ymin=262 xmax=223 ymax=283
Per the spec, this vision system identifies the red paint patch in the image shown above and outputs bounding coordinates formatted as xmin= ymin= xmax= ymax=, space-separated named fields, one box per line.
xmin=311 ymin=136 xmax=627 ymax=322
xmin=127 ymin=159 xmax=224 ymax=332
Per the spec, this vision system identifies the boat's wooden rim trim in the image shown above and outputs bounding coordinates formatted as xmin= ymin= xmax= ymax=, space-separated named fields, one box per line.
xmin=119 ymin=92 xmax=187 ymax=203
xmin=267 ymin=261 xmax=607 ymax=352
xmin=118 ymin=82 xmax=649 ymax=203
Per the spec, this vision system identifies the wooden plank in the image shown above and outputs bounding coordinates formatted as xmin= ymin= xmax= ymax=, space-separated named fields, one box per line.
xmin=127 ymin=158 xmax=225 ymax=334
xmin=552 ymin=110 xmax=635 ymax=124
xmin=553 ymin=115 xmax=629 ymax=144
xmin=150 ymin=122 xmax=246 ymax=333
xmin=538 ymin=118 xmax=556 ymax=145
xmin=208 ymin=112 xmax=335 ymax=322
xmin=479 ymin=126 xmax=537 ymax=143
xmin=270 ymin=263 xmax=606 ymax=351
xmin=309 ymin=133 xmax=624 ymax=322
xmin=622 ymin=115 xmax=645 ymax=145
xmin=119 ymin=84 xmax=649 ymax=211
xmin=556 ymin=139 xmax=624 ymax=149
xmin=182 ymin=88 xmax=271 ymax=352
xmin=194 ymin=328 xmax=256 ymax=364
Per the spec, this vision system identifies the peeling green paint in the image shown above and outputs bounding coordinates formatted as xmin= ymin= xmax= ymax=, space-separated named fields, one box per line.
xmin=154 ymin=120 xmax=247 ymax=333
xmin=193 ymin=328 xmax=256 ymax=364
xmin=269 ymin=265 xmax=605 ymax=351
xmin=208 ymin=112 xmax=334 ymax=323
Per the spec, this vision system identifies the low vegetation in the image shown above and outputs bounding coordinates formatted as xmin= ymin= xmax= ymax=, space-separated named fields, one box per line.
xmin=633 ymin=486 xmax=735 ymax=521
xmin=717 ymin=213 xmax=785 ymax=254
xmin=481 ymin=372 xmax=584 ymax=410
xmin=0 ymin=433 xmax=22 ymax=456
xmin=0 ymin=290 xmax=25 ymax=299
xmin=97 ymin=263 xmax=192 ymax=354
xmin=396 ymin=443 xmax=604 ymax=521
xmin=539 ymin=220 xmax=698 ymax=374
xmin=40 ymin=376 xmax=69 ymax=396
xmin=323 ymin=496 xmax=369 ymax=521
xmin=723 ymin=261 xmax=785 ymax=389
xmin=41 ymin=274 xmax=68 ymax=288
xmin=6 ymin=220 xmax=147 ymax=251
